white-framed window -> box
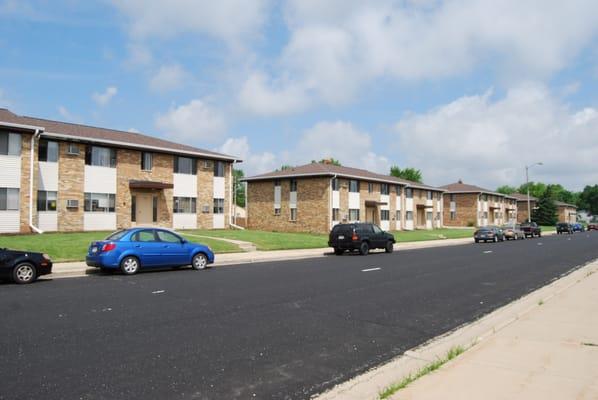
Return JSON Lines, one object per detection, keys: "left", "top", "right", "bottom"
{"left": 274, "top": 179, "right": 281, "bottom": 187}
{"left": 349, "top": 180, "right": 360, "bottom": 193}
{"left": 396, "top": 210, "right": 401, "bottom": 220}
{"left": 381, "top": 184, "right": 389, "bottom": 195}
{"left": 290, "top": 207, "right": 297, "bottom": 221}
{"left": 38, "top": 140, "right": 58, "bottom": 162}
{"left": 450, "top": 194, "right": 455, "bottom": 201}
{"left": 0, "top": 188, "right": 19, "bottom": 210}
{"left": 37, "top": 190, "right": 57, "bottom": 211}
{"left": 290, "top": 179, "right": 297, "bottom": 192}
{"left": 84, "top": 193, "right": 115, "bottom": 212}
{"left": 174, "top": 197, "right": 197, "bottom": 213}
{"left": 427, "top": 191, "right": 433, "bottom": 200}
{"left": 450, "top": 211, "right": 456, "bottom": 220}
{"left": 85, "top": 146, "right": 116, "bottom": 167}
{"left": 0, "top": 132, "right": 21, "bottom": 156}
{"left": 381, "top": 210, "right": 390, "bottom": 221}
{"left": 213, "top": 198, "right": 225, "bottom": 214}
{"left": 141, "top": 152, "right": 153, "bottom": 171}
{"left": 274, "top": 207, "right": 281, "bottom": 216}
{"left": 349, "top": 209, "right": 360, "bottom": 221}
{"left": 332, "top": 208, "right": 340, "bottom": 220}
{"left": 426, "top": 211, "right": 433, "bottom": 221}
{"left": 405, "top": 188, "right": 413, "bottom": 198}
{"left": 331, "top": 178, "right": 340, "bottom": 191}
{"left": 214, "top": 161, "right": 225, "bottom": 177}
{"left": 406, "top": 211, "right": 413, "bottom": 221}
{"left": 174, "top": 156, "right": 196, "bottom": 175}
{"left": 368, "top": 182, "right": 374, "bottom": 193}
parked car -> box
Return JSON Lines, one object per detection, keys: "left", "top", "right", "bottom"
{"left": 520, "top": 222, "right": 542, "bottom": 238}
{"left": 501, "top": 224, "right": 525, "bottom": 240}
{"left": 85, "top": 228, "right": 214, "bottom": 275}
{"left": 0, "top": 248, "right": 53, "bottom": 284}
{"left": 474, "top": 226, "right": 505, "bottom": 243}
{"left": 556, "top": 222, "right": 573, "bottom": 234}
{"left": 588, "top": 223, "right": 598, "bottom": 231}
{"left": 571, "top": 223, "right": 585, "bottom": 232}
{"left": 328, "top": 223, "right": 395, "bottom": 255}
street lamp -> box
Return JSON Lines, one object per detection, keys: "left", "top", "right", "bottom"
{"left": 525, "top": 162, "right": 543, "bottom": 223}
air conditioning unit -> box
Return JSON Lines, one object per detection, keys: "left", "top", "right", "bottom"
{"left": 202, "top": 160, "right": 212, "bottom": 169}
{"left": 66, "top": 199, "right": 79, "bottom": 209}
{"left": 67, "top": 143, "right": 80, "bottom": 155}
{"left": 202, "top": 205, "right": 210, "bottom": 213}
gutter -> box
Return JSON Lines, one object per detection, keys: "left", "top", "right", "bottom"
{"left": 329, "top": 174, "right": 337, "bottom": 229}
{"left": 229, "top": 160, "right": 244, "bottom": 230}
{"left": 29, "top": 128, "right": 44, "bottom": 234}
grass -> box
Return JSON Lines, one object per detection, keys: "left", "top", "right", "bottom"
{"left": 379, "top": 346, "right": 466, "bottom": 399}
{"left": 391, "top": 228, "right": 475, "bottom": 243}
{"left": 0, "top": 231, "right": 241, "bottom": 262}
{"left": 540, "top": 225, "right": 556, "bottom": 233}
{"left": 182, "top": 229, "right": 329, "bottom": 251}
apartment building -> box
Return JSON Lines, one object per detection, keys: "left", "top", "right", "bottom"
{"left": 511, "top": 192, "right": 537, "bottom": 223}
{"left": 556, "top": 201, "right": 577, "bottom": 223}
{"left": 0, "top": 108, "right": 240, "bottom": 234}
{"left": 243, "top": 162, "right": 445, "bottom": 234}
{"left": 441, "top": 180, "right": 517, "bottom": 227}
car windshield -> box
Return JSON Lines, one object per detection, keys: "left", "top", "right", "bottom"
{"left": 105, "top": 230, "right": 128, "bottom": 241}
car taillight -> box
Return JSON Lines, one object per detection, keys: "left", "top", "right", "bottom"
{"left": 352, "top": 233, "right": 359, "bottom": 241}
{"left": 102, "top": 243, "right": 116, "bottom": 252}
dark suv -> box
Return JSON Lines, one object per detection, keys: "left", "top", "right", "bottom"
{"left": 328, "top": 223, "right": 395, "bottom": 255}
{"left": 556, "top": 222, "right": 573, "bottom": 234}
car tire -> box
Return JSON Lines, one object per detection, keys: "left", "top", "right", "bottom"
{"left": 13, "top": 262, "right": 37, "bottom": 284}
{"left": 334, "top": 248, "right": 344, "bottom": 256}
{"left": 120, "top": 256, "right": 140, "bottom": 275}
{"left": 191, "top": 253, "right": 208, "bottom": 270}
{"left": 474, "top": 239, "right": 479, "bottom": 243}
{"left": 359, "top": 241, "right": 370, "bottom": 256}
{"left": 100, "top": 267, "right": 114, "bottom": 274}
{"left": 385, "top": 241, "right": 394, "bottom": 253}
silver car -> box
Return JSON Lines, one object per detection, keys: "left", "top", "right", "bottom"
{"left": 502, "top": 224, "right": 525, "bottom": 240}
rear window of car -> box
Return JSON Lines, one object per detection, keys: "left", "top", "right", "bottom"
{"left": 105, "top": 230, "right": 128, "bottom": 241}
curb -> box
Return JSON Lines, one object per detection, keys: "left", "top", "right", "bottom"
{"left": 313, "top": 257, "right": 598, "bottom": 400}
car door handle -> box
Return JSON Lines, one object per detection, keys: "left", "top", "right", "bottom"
{"left": 134, "top": 245, "right": 141, "bottom": 248}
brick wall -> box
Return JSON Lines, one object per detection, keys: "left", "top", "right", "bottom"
{"left": 197, "top": 158, "right": 214, "bottom": 228}
{"left": 443, "top": 193, "right": 479, "bottom": 227}
{"left": 517, "top": 200, "right": 536, "bottom": 223}
{"left": 57, "top": 142, "right": 85, "bottom": 231}
{"left": 18, "top": 133, "right": 35, "bottom": 233}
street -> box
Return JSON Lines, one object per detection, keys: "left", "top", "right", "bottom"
{"left": 1, "top": 233, "right": 597, "bottom": 400}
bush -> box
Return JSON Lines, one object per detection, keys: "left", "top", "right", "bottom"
{"left": 466, "top": 221, "right": 476, "bottom": 227}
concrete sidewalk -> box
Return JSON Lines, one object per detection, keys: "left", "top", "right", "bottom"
{"left": 317, "top": 258, "right": 598, "bottom": 400}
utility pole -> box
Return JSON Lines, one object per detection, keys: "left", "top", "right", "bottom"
{"left": 525, "top": 162, "right": 543, "bottom": 223}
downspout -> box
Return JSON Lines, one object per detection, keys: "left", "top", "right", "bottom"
{"left": 29, "top": 129, "right": 44, "bottom": 234}
{"left": 329, "top": 174, "right": 337, "bottom": 229}
{"left": 229, "top": 160, "right": 244, "bottom": 230}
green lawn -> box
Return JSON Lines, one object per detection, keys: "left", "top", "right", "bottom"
{"left": 182, "top": 229, "right": 329, "bottom": 251}
{"left": 0, "top": 231, "right": 240, "bottom": 262}
{"left": 390, "top": 228, "right": 475, "bottom": 243}
{"left": 540, "top": 225, "right": 556, "bottom": 233}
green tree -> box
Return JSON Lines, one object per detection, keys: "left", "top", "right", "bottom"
{"left": 579, "top": 185, "right": 598, "bottom": 215}
{"left": 311, "top": 158, "right": 342, "bottom": 166}
{"left": 496, "top": 185, "right": 517, "bottom": 195}
{"left": 389, "top": 166, "right": 423, "bottom": 183}
{"left": 278, "top": 164, "right": 293, "bottom": 171}
{"left": 517, "top": 182, "right": 547, "bottom": 198}
{"left": 532, "top": 186, "right": 558, "bottom": 225}
{"left": 233, "top": 169, "right": 246, "bottom": 207}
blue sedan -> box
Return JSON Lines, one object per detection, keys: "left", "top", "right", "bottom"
{"left": 85, "top": 228, "right": 214, "bottom": 275}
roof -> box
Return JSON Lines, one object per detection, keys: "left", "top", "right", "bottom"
{"left": 440, "top": 181, "right": 516, "bottom": 199}
{"left": 510, "top": 192, "right": 538, "bottom": 202}
{"left": 555, "top": 200, "right": 577, "bottom": 208}
{"left": 242, "top": 163, "right": 444, "bottom": 191}
{"left": 0, "top": 108, "right": 240, "bottom": 161}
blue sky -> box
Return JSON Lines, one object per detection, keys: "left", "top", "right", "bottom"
{"left": 1, "top": 0, "right": 598, "bottom": 190}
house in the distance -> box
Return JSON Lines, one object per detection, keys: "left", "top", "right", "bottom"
{"left": 555, "top": 201, "right": 577, "bottom": 223}
{"left": 511, "top": 193, "right": 538, "bottom": 223}
{"left": 243, "top": 162, "right": 445, "bottom": 234}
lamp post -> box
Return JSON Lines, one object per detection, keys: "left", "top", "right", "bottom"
{"left": 525, "top": 162, "right": 543, "bottom": 222}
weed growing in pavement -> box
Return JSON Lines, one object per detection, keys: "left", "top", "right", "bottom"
{"left": 379, "top": 346, "right": 465, "bottom": 399}
{"left": 538, "top": 300, "right": 544, "bottom": 306}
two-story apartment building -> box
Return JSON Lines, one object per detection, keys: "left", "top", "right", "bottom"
{"left": 556, "top": 201, "right": 577, "bottom": 223}
{"left": 243, "top": 162, "right": 445, "bottom": 234}
{"left": 441, "top": 180, "right": 517, "bottom": 227}
{"left": 511, "top": 192, "right": 537, "bottom": 223}
{"left": 0, "top": 108, "right": 240, "bottom": 234}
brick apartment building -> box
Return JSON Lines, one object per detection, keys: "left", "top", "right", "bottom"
{"left": 0, "top": 108, "right": 240, "bottom": 234}
{"left": 440, "top": 180, "right": 518, "bottom": 227}
{"left": 243, "top": 162, "right": 445, "bottom": 234}
{"left": 511, "top": 192, "right": 537, "bottom": 223}
{"left": 556, "top": 201, "right": 577, "bottom": 223}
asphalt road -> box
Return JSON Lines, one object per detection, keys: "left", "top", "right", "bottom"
{"left": 1, "top": 232, "right": 598, "bottom": 400}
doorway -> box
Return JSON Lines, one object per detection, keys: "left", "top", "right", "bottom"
{"left": 133, "top": 193, "right": 157, "bottom": 225}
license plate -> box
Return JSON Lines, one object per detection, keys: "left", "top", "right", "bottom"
{"left": 91, "top": 246, "right": 98, "bottom": 254}
{"left": 338, "top": 235, "right": 345, "bottom": 240}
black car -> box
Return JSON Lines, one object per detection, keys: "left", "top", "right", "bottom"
{"left": 0, "top": 248, "right": 53, "bottom": 284}
{"left": 474, "top": 226, "right": 505, "bottom": 243}
{"left": 328, "top": 223, "right": 395, "bottom": 255}
{"left": 556, "top": 222, "right": 573, "bottom": 234}
{"left": 520, "top": 222, "right": 542, "bottom": 238}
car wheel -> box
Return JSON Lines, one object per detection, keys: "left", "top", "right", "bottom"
{"left": 474, "top": 239, "right": 479, "bottom": 243}
{"left": 191, "top": 253, "right": 208, "bottom": 270}
{"left": 359, "top": 241, "right": 370, "bottom": 256}
{"left": 334, "top": 248, "right": 344, "bottom": 256}
{"left": 13, "top": 263, "right": 37, "bottom": 284}
{"left": 120, "top": 256, "right": 140, "bottom": 275}
{"left": 538, "top": 232, "right": 542, "bottom": 237}
{"left": 385, "top": 241, "right": 394, "bottom": 253}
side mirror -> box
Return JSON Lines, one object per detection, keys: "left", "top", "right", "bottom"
{"left": 181, "top": 238, "right": 188, "bottom": 244}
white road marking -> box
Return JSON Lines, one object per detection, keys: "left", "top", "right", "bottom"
{"left": 152, "top": 290, "right": 166, "bottom": 294}
{"left": 483, "top": 250, "right": 493, "bottom": 254}
{"left": 537, "top": 243, "right": 543, "bottom": 246}
{"left": 361, "top": 267, "right": 381, "bottom": 272}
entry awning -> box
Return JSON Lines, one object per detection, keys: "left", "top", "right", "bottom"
{"left": 365, "top": 200, "right": 387, "bottom": 207}
{"left": 129, "top": 180, "right": 174, "bottom": 190}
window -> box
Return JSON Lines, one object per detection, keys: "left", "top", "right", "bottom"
{"left": 274, "top": 207, "right": 281, "bottom": 216}
{"left": 174, "top": 156, "right": 197, "bottom": 175}
{"left": 84, "top": 193, "right": 116, "bottom": 212}
{"left": 290, "top": 207, "right": 297, "bottom": 221}
{"left": 37, "top": 191, "right": 57, "bottom": 211}
{"left": 290, "top": 179, "right": 297, "bottom": 192}
{"left": 482, "top": 194, "right": 488, "bottom": 201}
{"left": 156, "top": 230, "right": 182, "bottom": 243}
{"left": 483, "top": 211, "right": 488, "bottom": 219}
{"left": 426, "top": 211, "right": 433, "bottom": 221}
{"left": 396, "top": 210, "right": 401, "bottom": 221}
{"left": 349, "top": 209, "right": 360, "bottom": 221}
{"left": 405, "top": 188, "right": 413, "bottom": 198}
{"left": 38, "top": 140, "right": 58, "bottom": 162}
{"left": 349, "top": 180, "right": 360, "bottom": 193}
{"left": 213, "top": 198, "right": 225, "bottom": 214}
{"left": 0, "top": 132, "right": 21, "bottom": 156}
{"left": 427, "top": 191, "right": 433, "bottom": 200}
{"left": 174, "top": 197, "right": 196, "bottom": 213}
{"left": 133, "top": 230, "right": 157, "bottom": 242}
{"left": 381, "top": 210, "right": 390, "bottom": 221}
{"left": 152, "top": 196, "right": 158, "bottom": 222}
{"left": 274, "top": 179, "right": 281, "bottom": 187}
{"left": 0, "top": 188, "right": 19, "bottom": 210}
{"left": 450, "top": 194, "right": 455, "bottom": 202}
{"left": 395, "top": 185, "right": 401, "bottom": 195}
{"left": 131, "top": 195, "right": 136, "bottom": 222}
{"left": 406, "top": 211, "right": 413, "bottom": 221}
{"left": 141, "top": 152, "right": 153, "bottom": 171}
{"left": 332, "top": 208, "right": 340, "bottom": 221}
{"left": 450, "top": 211, "right": 456, "bottom": 220}
{"left": 85, "top": 146, "right": 116, "bottom": 167}
{"left": 331, "top": 178, "right": 339, "bottom": 191}
{"left": 214, "top": 161, "right": 225, "bottom": 177}
{"left": 372, "top": 224, "right": 383, "bottom": 234}
{"left": 381, "top": 184, "right": 389, "bottom": 195}
{"left": 368, "top": 182, "right": 374, "bottom": 193}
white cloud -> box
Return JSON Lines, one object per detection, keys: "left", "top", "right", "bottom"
{"left": 150, "top": 64, "right": 187, "bottom": 92}
{"left": 218, "top": 136, "right": 277, "bottom": 174}
{"left": 57, "top": 105, "right": 80, "bottom": 122}
{"left": 155, "top": 99, "right": 226, "bottom": 142}
{"left": 238, "top": 72, "right": 309, "bottom": 116}
{"left": 394, "top": 83, "right": 598, "bottom": 191}
{"left": 92, "top": 86, "right": 118, "bottom": 106}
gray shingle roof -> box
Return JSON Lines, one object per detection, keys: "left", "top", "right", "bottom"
{"left": 440, "top": 181, "right": 516, "bottom": 199}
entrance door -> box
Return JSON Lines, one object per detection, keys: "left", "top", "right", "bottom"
{"left": 365, "top": 207, "right": 377, "bottom": 224}
{"left": 135, "top": 194, "right": 155, "bottom": 225}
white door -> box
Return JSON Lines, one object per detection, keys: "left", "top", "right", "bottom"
{"left": 136, "top": 194, "right": 154, "bottom": 225}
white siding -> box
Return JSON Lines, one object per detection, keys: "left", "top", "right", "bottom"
{"left": 84, "top": 213, "right": 116, "bottom": 231}
{"left": 405, "top": 220, "right": 414, "bottom": 230}
{"left": 274, "top": 186, "right": 281, "bottom": 208}
{"left": 289, "top": 191, "right": 297, "bottom": 208}
{"left": 348, "top": 192, "right": 360, "bottom": 209}
{"left": 38, "top": 161, "right": 58, "bottom": 191}
{"left": 332, "top": 190, "right": 340, "bottom": 208}
{"left": 405, "top": 198, "right": 414, "bottom": 211}
{"left": 380, "top": 221, "right": 390, "bottom": 231}
{"left": 173, "top": 213, "right": 197, "bottom": 229}
{"left": 380, "top": 195, "right": 390, "bottom": 210}
{"left": 0, "top": 211, "right": 20, "bottom": 233}
{"left": 173, "top": 173, "right": 197, "bottom": 197}
{"left": 0, "top": 155, "right": 21, "bottom": 187}
{"left": 396, "top": 194, "right": 401, "bottom": 211}
{"left": 213, "top": 176, "right": 225, "bottom": 198}
{"left": 213, "top": 214, "right": 225, "bottom": 229}
{"left": 84, "top": 166, "right": 116, "bottom": 193}
{"left": 38, "top": 212, "right": 57, "bottom": 232}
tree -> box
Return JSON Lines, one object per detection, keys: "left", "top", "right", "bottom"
{"left": 496, "top": 185, "right": 517, "bottom": 195}
{"left": 232, "top": 169, "right": 246, "bottom": 207}
{"left": 311, "top": 158, "right": 342, "bottom": 166}
{"left": 517, "top": 182, "right": 547, "bottom": 198}
{"left": 532, "top": 186, "right": 558, "bottom": 225}
{"left": 389, "top": 166, "right": 423, "bottom": 183}
{"left": 278, "top": 165, "right": 293, "bottom": 171}
{"left": 579, "top": 185, "right": 598, "bottom": 215}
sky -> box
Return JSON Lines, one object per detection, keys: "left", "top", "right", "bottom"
{"left": 1, "top": 0, "right": 598, "bottom": 191}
